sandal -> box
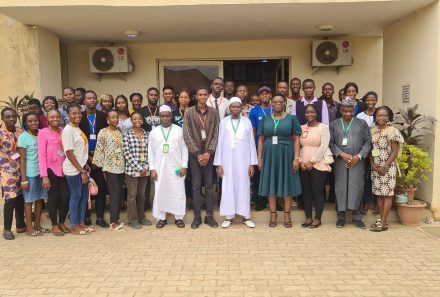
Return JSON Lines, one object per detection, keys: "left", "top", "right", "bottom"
{"left": 284, "top": 212, "right": 292, "bottom": 228}
{"left": 269, "top": 212, "right": 277, "bottom": 228}
{"left": 85, "top": 226, "right": 96, "bottom": 233}
{"left": 110, "top": 222, "right": 124, "bottom": 231}
{"left": 360, "top": 209, "right": 369, "bottom": 215}
{"left": 36, "top": 227, "right": 51, "bottom": 234}
{"left": 26, "top": 229, "right": 43, "bottom": 237}
{"left": 58, "top": 224, "right": 71, "bottom": 233}
{"left": 175, "top": 219, "right": 185, "bottom": 228}
{"left": 16, "top": 227, "right": 27, "bottom": 234}
{"left": 156, "top": 220, "right": 167, "bottom": 229}
{"left": 370, "top": 221, "right": 384, "bottom": 232}
{"left": 51, "top": 227, "right": 64, "bottom": 237}
{"left": 370, "top": 218, "right": 381, "bottom": 229}
{"left": 71, "top": 229, "right": 89, "bottom": 235}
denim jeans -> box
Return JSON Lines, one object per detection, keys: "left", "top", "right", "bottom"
{"left": 66, "top": 174, "right": 89, "bottom": 227}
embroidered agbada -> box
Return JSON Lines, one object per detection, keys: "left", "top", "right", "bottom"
{"left": 148, "top": 124, "right": 189, "bottom": 218}
{"left": 214, "top": 115, "right": 258, "bottom": 218}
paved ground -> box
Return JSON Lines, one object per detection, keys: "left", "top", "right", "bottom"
{"left": 0, "top": 209, "right": 439, "bottom": 297}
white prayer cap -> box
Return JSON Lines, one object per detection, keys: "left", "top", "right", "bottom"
{"left": 229, "top": 97, "right": 242, "bottom": 106}
{"left": 341, "top": 96, "right": 355, "bottom": 107}
{"left": 159, "top": 105, "right": 172, "bottom": 114}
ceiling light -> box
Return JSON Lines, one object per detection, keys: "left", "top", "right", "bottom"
{"left": 317, "top": 24, "right": 334, "bottom": 32}
{"left": 261, "top": 59, "right": 268, "bottom": 63}
{"left": 124, "top": 30, "right": 140, "bottom": 38}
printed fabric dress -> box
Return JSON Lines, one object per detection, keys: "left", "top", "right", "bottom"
{"left": 0, "top": 128, "right": 23, "bottom": 200}
{"left": 258, "top": 114, "right": 302, "bottom": 197}
{"left": 371, "top": 126, "right": 404, "bottom": 196}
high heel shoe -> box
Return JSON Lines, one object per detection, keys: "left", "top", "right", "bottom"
{"left": 284, "top": 212, "right": 292, "bottom": 228}
{"left": 269, "top": 212, "right": 277, "bottom": 228}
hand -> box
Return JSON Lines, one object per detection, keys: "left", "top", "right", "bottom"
{"left": 140, "top": 168, "right": 148, "bottom": 177}
{"left": 85, "top": 165, "right": 91, "bottom": 173}
{"left": 216, "top": 166, "right": 224, "bottom": 178}
{"left": 292, "top": 159, "right": 300, "bottom": 172}
{"left": 42, "top": 176, "right": 51, "bottom": 191}
{"left": 248, "top": 165, "right": 255, "bottom": 178}
{"left": 258, "top": 159, "right": 262, "bottom": 171}
{"left": 340, "top": 152, "right": 353, "bottom": 163}
{"left": 22, "top": 183, "right": 30, "bottom": 192}
{"left": 198, "top": 153, "right": 210, "bottom": 167}
{"left": 150, "top": 170, "right": 158, "bottom": 181}
{"left": 81, "top": 172, "right": 88, "bottom": 184}
{"left": 179, "top": 168, "right": 187, "bottom": 177}
{"left": 347, "top": 156, "right": 360, "bottom": 169}
{"left": 300, "top": 162, "right": 307, "bottom": 171}
{"left": 305, "top": 161, "right": 314, "bottom": 171}
{"left": 378, "top": 166, "right": 387, "bottom": 175}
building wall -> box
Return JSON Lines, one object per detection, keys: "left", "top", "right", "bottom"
{"left": 383, "top": 1, "right": 440, "bottom": 217}
{"left": 0, "top": 14, "right": 39, "bottom": 101}
{"left": 65, "top": 36, "right": 383, "bottom": 102}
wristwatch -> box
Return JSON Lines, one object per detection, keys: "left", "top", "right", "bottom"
{"left": 357, "top": 154, "right": 362, "bottom": 160}
{"left": 80, "top": 169, "right": 87, "bottom": 174}
{"left": 21, "top": 181, "right": 29, "bottom": 185}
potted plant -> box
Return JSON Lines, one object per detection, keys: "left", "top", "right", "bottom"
{"left": 393, "top": 105, "right": 435, "bottom": 226}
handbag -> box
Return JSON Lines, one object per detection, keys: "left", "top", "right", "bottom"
{"left": 319, "top": 124, "right": 334, "bottom": 165}
{"left": 88, "top": 177, "right": 99, "bottom": 210}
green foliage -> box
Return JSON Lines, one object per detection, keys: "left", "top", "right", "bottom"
{"left": 394, "top": 104, "right": 436, "bottom": 147}
{"left": 0, "top": 93, "right": 35, "bottom": 120}
{"left": 396, "top": 144, "right": 432, "bottom": 190}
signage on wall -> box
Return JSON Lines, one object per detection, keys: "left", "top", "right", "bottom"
{"left": 402, "top": 84, "right": 410, "bottom": 103}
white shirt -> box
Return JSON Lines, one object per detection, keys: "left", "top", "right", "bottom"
{"left": 62, "top": 124, "right": 89, "bottom": 176}
{"left": 356, "top": 111, "right": 375, "bottom": 128}
{"left": 207, "top": 94, "right": 230, "bottom": 121}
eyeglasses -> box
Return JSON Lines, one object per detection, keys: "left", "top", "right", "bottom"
{"left": 272, "top": 101, "right": 284, "bottom": 105}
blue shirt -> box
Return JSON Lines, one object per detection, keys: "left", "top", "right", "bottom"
{"left": 87, "top": 114, "right": 97, "bottom": 151}
{"left": 17, "top": 131, "right": 40, "bottom": 177}
{"left": 249, "top": 106, "right": 272, "bottom": 148}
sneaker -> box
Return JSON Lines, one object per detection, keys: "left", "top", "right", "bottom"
{"left": 353, "top": 220, "right": 366, "bottom": 229}
{"left": 139, "top": 218, "right": 152, "bottom": 226}
{"left": 336, "top": 219, "right": 345, "bottom": 228}
{"left": 243, "top": 219, "right": 256, "bottom": 228}
{"left": 127, "top": 222, "right": 142, "bottom": 229}
{"left": 221, "top": 220, "right": 232, "bottom": 228}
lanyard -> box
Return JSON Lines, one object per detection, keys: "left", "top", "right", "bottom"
{"left": 341, "top": 118, "right": 354, "bottom": 136}
{"left": 147, "top": 106, "right": 158, "bottom": 116}
{"left": 87, "top": 114, "right": 96, "bottom": 135}
{"left": 261, "top": 106, "right": 272, "bottom": 117}
{"left": 198, "top": 112, "right": 207, "bottom": 129}
{"left": 135, "top": 131, "right": 145, "bottom": 154}
{"left": 230, "top": 117, "right": 240, "bottom": 137}
{"left": 109, "top": 128, "right": 122, "bottom": 145}
{"left": 160, "top": 125, "right": 172, "bottom": 144}
{"left": 49, "top": 127, "right": 63, "bottom": 148}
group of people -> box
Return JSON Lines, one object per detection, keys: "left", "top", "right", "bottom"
{"left": 1, "top": 77, "right": 403, "bottom": 240}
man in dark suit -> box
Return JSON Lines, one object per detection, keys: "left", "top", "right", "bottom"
{"left": 79, "top": 90, "right": 109, "bottom": 228}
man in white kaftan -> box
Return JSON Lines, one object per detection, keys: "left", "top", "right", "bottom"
{"left": 149, "top": 105, "right": 189, "bottom": 228}
{"left": 214, "top": 97, "right": 258, "bottom": 228}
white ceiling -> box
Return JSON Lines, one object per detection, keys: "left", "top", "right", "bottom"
{"left": 0, "top": 0, "right": 435, "bottom": 44}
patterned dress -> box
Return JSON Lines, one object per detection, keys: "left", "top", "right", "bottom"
{"left": 0, "top": 128, "right": 23, "bottom": 200}
{"left": 371, "top": 126, "right": 404, "bottom": 196}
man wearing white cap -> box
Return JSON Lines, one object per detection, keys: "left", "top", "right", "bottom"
{"left": 148, "top": 105, "right": 189, "bottom": 228}
{"left": 214, "top": 97, "right": 258, "bottom": 228}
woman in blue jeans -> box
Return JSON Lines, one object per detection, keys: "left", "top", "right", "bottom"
{"left": 61, "top": 103, "right": 91, "bottom": 235}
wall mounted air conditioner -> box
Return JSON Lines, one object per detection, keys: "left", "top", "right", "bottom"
{"left": 312, "top": 40, "right": 352, "bottom": 67}
{"left": 89, "top": 47, "right": 133, "bottom": 73}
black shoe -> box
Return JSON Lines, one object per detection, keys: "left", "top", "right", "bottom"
{"left": 3, "top": 230, "right": 14, "bottom": 240}
{"left": 353, "top": 220, "right": 366, "bottom": 229}
{"left": 139, "top": 218, "right": 152, "bottom": 226}
{"left": 336, "top": 219, "right": 345, "bottom": 228}
{"left": 204, "top": 216, "right": 218, "bottom": 228}
{"left": 191, "top": 216, "right": 202, "bottom": 229}
{"left": 254, "top": 204, "right": 266, "bottom": 211}
{"left": 301, "top": 221, "right": 312, "bottom": 228}
{"left": 96, "top": 218, "right": 109, "bottom": 228}
{"left": 309, "top": 222, "right": 321, "bottom": 229}
{"left": 84, "top": 218, "right": 92, "bottom": 226}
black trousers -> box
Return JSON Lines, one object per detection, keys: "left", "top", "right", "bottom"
{"left": 86, "top": 167, "right": 107, "bottom": 220}
{"left": 300, "top": 169, "right": 328, "bottom": 220}
{"left": 189, "top": 154, "right": 214, "bottom": 216}
{"left": 106, "top": 172, "right": 124, "bottom": 223}
{"left": 362, "top": 158, "right": 373, "bottom": 206}
{"left": 144, "top": 177, "right": 151, "bottom": 211}
{"left": 47, "top": 169, "right": 70, "bottom": 225}
{"left": 3, "top": 195, "right": 26, "bottom": 231}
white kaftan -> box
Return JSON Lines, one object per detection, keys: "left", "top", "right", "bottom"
{"left": 148, "top": 124, "right": 189, "bottom": 219}
{"left": 214, "top": 115, "right": 258, "bottom": 218}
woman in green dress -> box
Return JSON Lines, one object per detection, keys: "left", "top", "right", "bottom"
{"left": 257, "top": 93, "right": 302, "bottom": 228}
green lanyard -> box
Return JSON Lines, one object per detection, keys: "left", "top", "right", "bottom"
{"left": 273, "top": 115, "right": 282, "bottom": 133}
{"left": 230, "top": 117, "right": 241, "bottom": 137}
{"left": 160, "top": 125, "right": 172, "bottom": 143}
{"left": 340, "top": 118, "right": 354, "bottom": 136}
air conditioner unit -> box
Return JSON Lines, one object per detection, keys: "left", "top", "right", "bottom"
{"left": 312, "top": 40, "right": 352, "bottom": 67}
{"left": 89, "top": 47, "right": 133, "bottom": 73}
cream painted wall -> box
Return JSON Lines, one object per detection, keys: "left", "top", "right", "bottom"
{"left": 36, "top": 27, "right": 62, "bottom": 98}
{"left": 0, "top": 14, "right": 39, "bottom": 101}
{"left": 65, "top": 36, "right": 383, "bottom": 102}
{"left": 383, "top": 1, "right": 439, "bottom": 216}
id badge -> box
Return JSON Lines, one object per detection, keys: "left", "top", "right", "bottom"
{"left": 57, "top": 149, "right": 65, "bottom": 157}
{"left": 90, "top": 134, "right": 97, "bottom": 140}
{"left": 372, "top": 149, "right": 380, "bottom": 157}
{"left": 272, "top": 136, "right": 278, "bottom": 145}
{"left": 140, "top": 153, "right": 145, "bottom": 162}
{"left": 163, "top": 144, "right": 169, "bottom": 153}
{"left": 233, "top": 137, "right": 237, "bottom": 144}
{"left": 302, "top": 131, "right": 308, "bottom": 138}
{"left": 11, "top": 153, "right": 20, "bottom": 160}
{"left": 342, "top": 137, "right": 348, "bottom": 146}
{"left": 201, "top": 129, "right": 207, "bottom": 140}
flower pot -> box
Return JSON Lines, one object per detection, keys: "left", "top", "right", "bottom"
{"left": 405, "top": 188, "right": 417, "bottom": 203}
{"left": 396, "top": 200, "right": 427, "bottom": 226}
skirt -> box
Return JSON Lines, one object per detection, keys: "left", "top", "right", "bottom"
{"left": 23, "top": 176, "right": 48, "bottom": 203}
